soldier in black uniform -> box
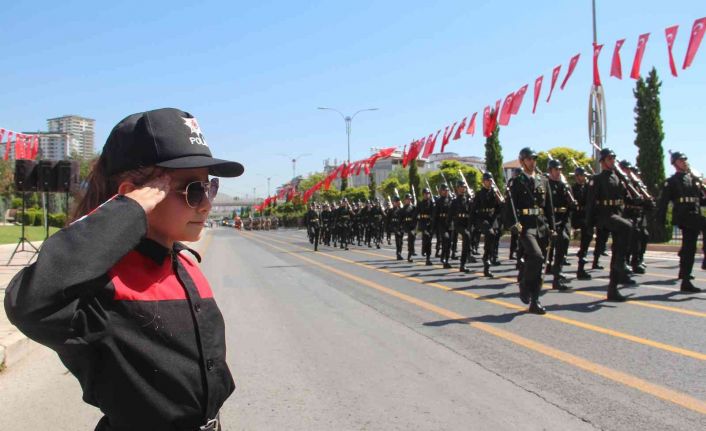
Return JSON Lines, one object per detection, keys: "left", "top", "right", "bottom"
{"left": 321, "top": 203, "right": 333, "bottom": 246}
{"left": 656, "top": 152, "right": 705, "bottom": 292}
{"left": 433, "top": 184, "right": 453, "bottom": 268}
{"left": 305, "top": 202, "right": 321, "bottom": 251}
{"left": 508, "top": 168, "right": 522, "bottom": 261}
{"left": 417, "top": 188, "right": 435, "bottom": 265}
{"left": 450, "top": 181, "right": 474, "bottom": 273}
{"left": 571, "top": 167, "right": 593, "bottom": 280}
{"left": 620, "top": 160, "right": 651, "bottom": 274}
{"left": 400, "top": 193, "right": 418, "bottom": 262}
{"left": 585, "top": 148, "right": 635, "bottom": 302}
{"left": 387, "top": 196, "right": 403, "bottom": 260}
{"left": 336, "top": 198, "right": 353, "bottom": 250}
{"left": 473, "top": 173, "right": 503, "bottom": 277}
{"left": 546, "top": 160, "right": 572, "bottom": 291}
{"left": 505, "top": 147, "right": 553, "bottom": 314}
{"left": 370, "top": 199, "right": 384, "bottom": 248}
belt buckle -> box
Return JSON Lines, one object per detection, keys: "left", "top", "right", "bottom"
{"left": 200, "top": 418, "right": 219, "bottom": 431}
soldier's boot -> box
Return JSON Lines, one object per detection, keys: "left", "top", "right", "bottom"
{"left": 591, "top": 256, "right": 603, "bottom": 270}
{"left": 552, "top": 276, "right": 569, "bottom": 291}
{"left": 509, "top": 251, "right": 516, "bottom": 260}
{"left": 459, "top": 264, "right": 470, "bottom": 273}
{"left": 562, "top": 258, "right": 569, "bottom": 266}
{"left": 544, "top": 264, "right": 552, "bottom": 275}
{"left": 443, "top": 258, "right": 452, "bottom": 269}
{"left": 425, "top": 256, "right": 432, "bottom": 266}
{"left": 681, "top": 279, "right": 701, "bottom": 293}
{"left": 468, "top": 254, "right": 477, "bottom": 264}
{"left": 576, "top": 260, "right": 592, "bottom": 280}
{"left": 451, "top": 252, "right": 458, "bottom": 260}
{"left": 407, "top": 253, "right": 413, "bottom": 263}
{"left": 528, "top": 299, "right": 546, "bottom": 315}
{"left": 607, "top": 281, "right": 627, "bottom": 302}
{"left": 396, "top": 253, "right": 404, "bottom": 261}
{"left": 631, "top": 258, "right": 645, "bottom": 274}
{"left": 618, "top": 271, "right": 636, "bottom": 285}
{"left": 483, "top": 260, "right": 493, "bottom": 278}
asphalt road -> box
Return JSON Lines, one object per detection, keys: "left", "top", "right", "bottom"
{"left": 1, "top": 226, "right": 705, "bottom": 430}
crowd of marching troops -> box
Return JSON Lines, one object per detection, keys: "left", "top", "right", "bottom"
{"left": 303, "top": 147, "right": 706, "bottom": 315}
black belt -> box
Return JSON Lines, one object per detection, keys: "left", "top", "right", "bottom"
{"left": 520, "top": 208, "right": 543, "bottom": 216}
{"left": 456, "top": 213, "right": 469, "bottom": 218}
{"left": 599, "top": 199, "right": 623, "bottom": 206}
{"left": 404, "top": 217, "right": 414, "bottom": 222}
{"left": 439, "top": 213, "right": 447, "bottom": 218}
{"left": 555, "top": 207, "right": 568, "bottom": 213}
{"left": 420, "top": 214, "right": 430, "bottom": 219}
{"left": 479, "top": 208, "right": 495, "bottom": 213}
{"left": 678, "top": 197, "right": 699, "bottom": 203}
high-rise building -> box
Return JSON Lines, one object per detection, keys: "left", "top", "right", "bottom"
{"left": 46, "top": 115, "right": 95, "bottom": 159}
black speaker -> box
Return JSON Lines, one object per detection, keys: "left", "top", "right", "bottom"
{"left": 56, "top": 160, "right": 80, "bottom": 193}
{"left": 37, "top": 160, "right": 58, "bottom": 192}
{"left": 14, "top": 160, "right": 38, "bottom": 192}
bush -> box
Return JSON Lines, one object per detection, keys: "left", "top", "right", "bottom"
{"left": 11, "top": 198, "right": 23, "bottom": 209}
{"left": 31, "top": 210, "right": 43, "bottom": 226}
{"left": 20, "top": 211, "right": 35, "bottom": 226}
{"left": 48, "top": 213, "right": 67, "bottom": 228}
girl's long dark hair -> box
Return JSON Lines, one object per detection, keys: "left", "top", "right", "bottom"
{"left": 70, "top": 154, "right": 162, "bottom": 223}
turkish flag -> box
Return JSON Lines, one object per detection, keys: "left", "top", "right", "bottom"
{"left": 546, "top": 65, "right": 561, "bottom": 102}
{"left": 423, "top": 130, "right": 441, "bottom": 158}
{"left": 630, "top": 33, "right": 650, "bottom": 79}
{"left": 355, "top": 161, "right": 363, "bottom": 176}
{"left": 664, "top": 25, "right": 679, "bottom": 77}
{"left": 25, "top": 136, "right": 34, "bottom": 159}
{"left": 453, "top": 117, "right": 467, "bottom": 140}
{"left": 363, "top": 162, "right": 370, "bottom": 175}
{"left": 511, "top": 84, "right": 528, "bottom": 115}
{"left": 683, "top": 17, "right": 706, "bottom": 70}
{"left": 487, "top": 109, "right": 498, "bottom": 136}
{"left": 592, "top": 43, "right": 604, "bottom": 86}
{"left": 532, "top": 76, "right": 543, "bottom": 114}
{"left": 498, "top": 92, "right": 515, "bottom": 126}
{"left": 15, "top": 134, "right": 24, "bottom": 160}
{"left": 560, "top": 53, "right": 580, "bottom": 90}
{"left": 610, "top": 39, "right": 625, "bottom": 79}
{"left": 482, "top": 106, "right": 491, "bottom": 137}
{"left": 440, "top": 122, "right": 457, "bottom": 153}
{"left": 466, "top": 113, "right": 477, "bottom": 135}
{"left": 401, "top": 145, "right": 409, "bottom": 168}
{"left": 32, "top": 135, "right": 39, "bottom": 159}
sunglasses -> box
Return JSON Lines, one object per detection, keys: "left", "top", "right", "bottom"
{"left": 175, "top": 178, "right": 219, "bottom": 208}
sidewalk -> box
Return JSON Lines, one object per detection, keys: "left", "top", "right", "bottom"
{"left": 0, "top": 230, "right": 212, "bottom": 372}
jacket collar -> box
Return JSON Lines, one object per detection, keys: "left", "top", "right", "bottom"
{"left": 136, "top": 238, "right": 202, "bottom": 265}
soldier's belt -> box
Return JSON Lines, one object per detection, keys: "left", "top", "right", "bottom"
{"left": 480, "top": 208, "right": 495, "bottom": 213}
{"left": 310, "top": 218, "right": 319, "bottom": 222}
{"left": 555, "top": 207, "right": 568, "bottom": 213}
{"left": 404, "top": 217, "right": 414, "bottom": 222}
{"left": 520, "top": 208, "right": 543, "bottom": 216}
{"left": 439, "top": 213, "right": 448, "bottom": 218}
{"left": 456, "top": 213, "right": 469, "bottom": 218}
{"left": 599, "top": 199, "right": 623, "bottom": 206}
{"left": 678, "top": 197, "right": 699, "bottom": 203}
{"left": 419, "top": 214, "right": 431, "bottom": 219}
{"left": 625, "top": 205, "right": 643, "bottom": 210}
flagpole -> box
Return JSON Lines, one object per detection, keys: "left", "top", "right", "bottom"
{"left": 589, "top": 0, "right": 606, "bottom": 172}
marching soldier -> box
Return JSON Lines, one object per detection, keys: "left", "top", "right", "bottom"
{"left": 321, "top": 203, "right": 333, "bottom": 246}
{"left": 546, "top": 159, "right": 572, "bottom": 291}
{"left": 508, "top": 168, "right": 522, "bottom": 261}
{"left": 656, "top": 152, "right": 705, "bottom": 292}
{"left": 473, "top": 173, "right": 503, "bottom": 277}
{"left": 418, "top": 188, "right": 435, "bottom": 265}
{"left": 620, "top": 160, "right": 651, "bottom": 274}
{"left": 433, "top": 184, "right": 454, "bottom": 268}
{"left": 387, "top": 196, "right": 404, "bottom": 260}
{"left": 450, "top": 181, "right": 474, "bottom": 273}
{"left": 505, "top": 147, "right": 554, "bottom": 314}
{"left": 585, "top": 148, "right": 635, "bottom": 302}
{"left": 571, "top": 167, "right": 593, "bottom": 280}
{"left": 336, "top": 198, "right": 353, "bottom": 250}
{"left": 400, "top": 193, "right": 418, "bottom": 262}
{"left": 304, "top": 202, "right": 321, "bottom": 251}
{"left": 370, "top": 199, "right": 385, "bottom": 248}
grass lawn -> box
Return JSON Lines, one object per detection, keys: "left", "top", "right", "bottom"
{"left": 0, "top": 225, "right": 61, "bottom": 245}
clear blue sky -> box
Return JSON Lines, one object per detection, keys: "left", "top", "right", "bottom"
{"left": 1, "top": 1, "right": 704, "bottom": 198}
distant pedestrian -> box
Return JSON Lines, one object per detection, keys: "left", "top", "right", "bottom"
{"left": 4, "top": 108, "right": 242, "bottom": 430}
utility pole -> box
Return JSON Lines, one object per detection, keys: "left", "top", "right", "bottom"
{"left": 588, "top": 0, "right": 606, "bottom": 172}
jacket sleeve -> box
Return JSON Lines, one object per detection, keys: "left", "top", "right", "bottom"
{"left": 656, "top": 180, "right": 672, "bottom": 225}
{"left": 584, "top": 177, "right": 598, "bottom": 227}
{"left": 4, "top": 195, "right": 147, "bottom": 348}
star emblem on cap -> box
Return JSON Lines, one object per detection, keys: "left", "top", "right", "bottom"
{"left": 183, "top": 117, "right": 202, "bottom": 135}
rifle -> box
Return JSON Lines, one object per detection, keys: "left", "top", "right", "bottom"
{"left": 488, "top": 176, "right": 505, "bottom": 203}
{"left": 505, "top": 182, "right": 522, "bottom": 234}
{"left": 387, "top": 195, "right": 393, "bottom": 209}
{"left": 440, "top": 172, "right": 456, "bottom": 198}
{"left": 571, "top": 156, "right": 594, "bottom": 176}
{"left": 425, "top": 178, "right": 434, "bottom": 198}
{"left": 410, "top": 184, "right": 417, "bottom": 206}
{"left": 458, "top": 169, "right": 474, "bottom": 199}
{"left": 394, "top": 187, "right": 400, "bottom": 199}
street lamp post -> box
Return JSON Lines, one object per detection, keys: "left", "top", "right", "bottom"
{"left": 278, "top": 153, "right": 311, "bottom": 180}
{"left": 317, "top": 107, "right": 378, "bottom": 163}
{"left": 588, "top": 0, "right": 606, "bottom": 172}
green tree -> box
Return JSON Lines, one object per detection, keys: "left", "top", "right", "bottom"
{"left": 634, "top": 67, "right": 667, "bottom": 241}
{"left": 340, "top": 176, "right": 348, "bottom": 191}
{"left": 388, "top": 165, "right": 409, "bottom": 184}
{"left": 0, "top": 159, "right": 15, "bottom": 199}
{"left": 320, "top": 188, "right": 342, "bottom": 203}
{"left": 368, "top": 172, "right": 376, "bottom": 199}
{"left": 484, "top": 124, "right": 504, "bottom": 190}
{"left": 342, "top": 186, "right": 369, "bottom": 203}
{"left": 425, "top": 160, "right": 481, "bottom": 193}
{"left": 379, "top": 177, "right": 409, "bottom": 199}
{"left": 408, "top": 159, "right": 420, "bottom": 201}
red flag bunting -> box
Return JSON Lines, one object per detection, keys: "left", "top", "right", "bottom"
{"left": 630, "top": 33, "right": 650, "bottom": 79}
{"left": 665, "top": 25, "right": 679, "bottom": 77}
{"left": 510, "top": 85, "right": 528, "bottom": 115}
{"left": 683, "top": 17, "right": 706, "bottom": 70}
{"left": 592, "top": 43, "right": 604, "bottom": 86}
{"left": 532, "top": 76, "right": 543, "bottom": 114}
{"left": 466, "top": 113, "right": 477, "bottom": 135}
{"left": 363, "top": 162, "right": 370, "bottom": 175}
{"left": 440, "top": 122, "right": 457, "bottom": 153}
{"left": 421, "top": 133, "right": 435, "bottom": 159}
{"left": 453, "top": 117, "right": 467, "bottom": 140}
{"left": 546, "top": 66, "right": 561, "bottom": 102}
{"left": 401, "top": 145, "right": 409, "bottom": 168}
{"left": 487, "top": 109, "right": 498, "bottom": 136}
{"left": 498, "top": 92, "right": 515, "bottom": 126}
{"left": 482, "top": 106, "right": 491, "bottom": 137}
{"left": 560, "top": 53, "right": 580, "bottom": 90}
{"left": 25, "top": 135, "right": 33, "bottom": 159}
{"left": 32, "top": 135, "right": 39, "bottom": 159}
{"left": 610, "top": 39, "right": 625, "bottom": 79}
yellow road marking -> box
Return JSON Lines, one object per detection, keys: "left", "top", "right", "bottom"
{"left": 257, "top": 231, "right": 706, "bottom": 361}
{"left": 241, "top": 231, "right": 706, "bottom": 416}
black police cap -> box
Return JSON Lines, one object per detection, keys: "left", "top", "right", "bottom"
{"left": 404, "top": 193, "right": 412, "bottom": 199}
{"left": 519, "top": 147, "right": 537, "bottom": 160}
{"left": 574, "top": 167, "right": 586, "bottom": 175}
{"left": 619, "top": 159, "right": 632, "bottom": 169}
{"left": 670, "top": 151, "right": 687, "bottom": 164}
{"left": 422, "top": 187, "right": 431, "bottom": 194}
{"left": 439, "top": 183, "right": 449, "bottom": 191}
{"left": 392, "top": 196, "right": 401, "bottom": 202}
{"left": 599, "top": 147, "right": 616, "bottom": 161}
{"left": 482, "top": 172, "right": 493, "bottom": 180}
{"left": 548, "top": 159, "right": 562, "bottom": 170}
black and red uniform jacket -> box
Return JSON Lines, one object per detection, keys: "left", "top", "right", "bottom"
{"left": 4, "top": 195, "right": 235, "bottom": 430}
